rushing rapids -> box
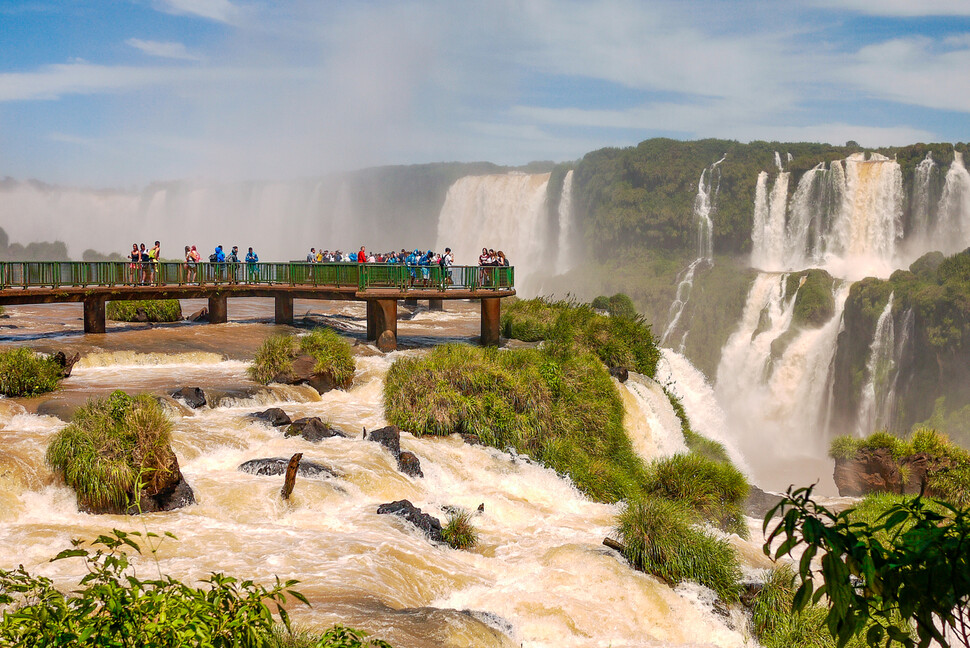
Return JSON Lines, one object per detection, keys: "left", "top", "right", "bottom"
{"left": 0, "top": 300, "right": 768, "bottom": 648}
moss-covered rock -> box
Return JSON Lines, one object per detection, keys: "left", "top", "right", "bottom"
{"left": 786, "top": 269, "right": 835, "bottom": 328}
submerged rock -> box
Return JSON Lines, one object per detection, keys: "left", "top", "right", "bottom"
{"left": 397, "top": 451, "right": 423, "bottom": 478}
{"left": 284, "top": 417, "right": 348, "bottom": 442}
{"left": 125, "top": 450, "right": 195, "bottom": 514}
{"left": 365, "top": 425, "right": 401, "bottom": 457}
{"left": 377, "top": 499, "right": 443, "bottom": 542}
{"left": 238, "top": 457, "right": 336, "bottom": 478}
{"left": 172, "top": 387, "right": 207, "bottom": 409}
{"left": 250, "top": 407, "right": 291, "bottom": 427}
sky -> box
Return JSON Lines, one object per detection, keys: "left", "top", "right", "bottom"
{"left": 0, "top": 0, "right": 969, "bottom": 187}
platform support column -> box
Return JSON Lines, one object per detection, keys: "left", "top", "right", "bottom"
{"left": 481, "top": 298, "right": 501, "bottom": 347}
{"left": 404, "top": 298, "right": 418, "bottom": 307}
{"left": 275, "top": 295, "right": 293, "bottom": 325}
{"left": 83, "top": 296, "right": 106, "bottom": 334}
{"left": 366, "top": 299, "right": 398, "bottom": 351}
{"left": 428, "top": 298, "right": 443, "bottom": 311}
{"left": 208, "top": 294, "right": 228, "bottom": 324}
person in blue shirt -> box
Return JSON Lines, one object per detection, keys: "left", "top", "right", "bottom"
{"left": 245, "top": 247, "right": 259, "bottom": 282}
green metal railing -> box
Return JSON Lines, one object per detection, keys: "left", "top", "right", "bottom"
{"left": 0, "top": 261, "right": 514, "bottom": 293}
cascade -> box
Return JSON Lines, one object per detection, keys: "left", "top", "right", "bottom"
{"left": 621, "top": 376, "right": 688, "bottom": 460}
{"left": 660, "top": 156, "right": 724, "bottom": 348}
{"left": 435, "top": 173, "right": 551, "bottom": 292}
{"left": 910, "top": 152, "right": 938, "bottom": 243}
{"left": 714, "top": 274, "right": 849, "bottom": 490}
{"left": 750, "top": 172, "right": 770, "bottom": 267}
{"left": 936, "top": 151, "right": 970, "bottom": 254}
{"left": 774, "top": 152, "right": 784, "bottom": 171}
{"left": 554, "top": 170, "right": 576, "bottom": 275}
{"left": 751, "top": 171, "right": 791, "bottom": 270}
{"left": 855, "top": 293, "right": 895, "bottom": 436}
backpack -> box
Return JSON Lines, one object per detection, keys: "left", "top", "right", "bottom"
{"left": 209, "top": 253, "right": 218, "bottom": 263}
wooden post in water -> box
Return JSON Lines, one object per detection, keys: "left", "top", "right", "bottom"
{"left": 281, "top": 452, "right": 303, "bottom": 500}
{"left": 208, "top": 294, "right": 228, "bottom": 324}
{"left": 83, "top": 296, "right": 106, "bottom": 333}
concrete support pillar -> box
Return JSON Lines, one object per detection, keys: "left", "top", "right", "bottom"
{"left": 366, "top": 299, "right": 398, "bottom": 351}
{"left": 208, "top": 294, "right": 228, "bottom": 324}
{"left": 428, "top": 298, "right": 443, "bottom": 311}
{"left": 275, "top": 295, "right": 294, "bottom": 325}
{"left": 404, "top": 298, "right": 418, "bottom": 307}
{"left": 83, "top": 296, "right": 106, "bottom": 334}
{"left": 481, "top": 298, "right": 501, "bottom": 347}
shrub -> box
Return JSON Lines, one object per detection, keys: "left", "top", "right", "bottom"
{"left": 643, "top": 452, "right": 749, "bottom": 536}
{"left": 249, "top": 328, "right": 355, "bottom": 388}
{"left": 46, "top": 391, "right": 174, "bottom": 512}
{"left": 441, "top": 510, "right": 478, "bottom": 550}
{"left": 106, "top": 299, "right": 183, "bottom": 322}
{"left": 0, "top": 347, "right": 62, "bottom": 397}
{"left": 615, "top": 496, "right": 742, "bottom": 603}
{"left": 0, "top": 530, "right": 392, "bottom": 648}
{"left": 828, "top": 435, "right": 860, "bottom": 461}
{"left": 384, "top": 343, "right": 649, "bottom": 503}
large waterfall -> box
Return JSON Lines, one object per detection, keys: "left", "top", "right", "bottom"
{"left": 855, "top": 293, "right": 896, "bottom": 436}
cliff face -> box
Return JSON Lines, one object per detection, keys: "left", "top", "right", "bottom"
{"left": 832, "top": 251, "right": 970, "bottom": 440}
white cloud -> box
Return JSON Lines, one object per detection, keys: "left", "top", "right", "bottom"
{"left": 813, "top": 0, "right": 970, "bottom": 16}
{"left": 152, "top": 0, "right": 240, "bottom": 24}
{"left": 126, "top": 38, "right": 202, "bottom": 61}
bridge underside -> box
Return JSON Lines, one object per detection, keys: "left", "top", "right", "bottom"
{"left": 0, "top": 285, "right": 512, "bottom": 350}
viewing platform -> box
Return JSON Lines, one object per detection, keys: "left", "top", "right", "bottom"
{"left": 0, "top": 261, "right": 515, "bottom": 350}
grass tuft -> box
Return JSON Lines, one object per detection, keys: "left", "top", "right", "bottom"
{"left": 441, "top": 510, "right": 478, "bottom": 550}
{"left": 0, "top": 347, "right": 62, "bottom": 397}
{"left": 248, "top": 328, "right": 355, "bottom": 387}
{"left": 106, "top": 300, "right": 182, "bottom": 322}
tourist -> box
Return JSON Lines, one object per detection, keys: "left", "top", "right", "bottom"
{"left": 307, "top": 248, "right": 316, "bottom": 263}
{"left": 139, "top": 243, "right": 150, "bottom": 285}
{"left": 147, "top": 240, "right": 161, "bottom": 284}
{"left": 442, "top": 247, "right": 454, "bottom": 285}
{"left": 245, "top": 247, "right": 259, "bottom": 282}
{"left": 185, "top": 245, "right": 197, "bottom": 282}
{"left": 129, "top": 244, "right": 140, "bottom": 284}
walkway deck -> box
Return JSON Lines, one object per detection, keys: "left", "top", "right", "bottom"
{"left": 0, "top": 262, "right": 515, "bottom": 349}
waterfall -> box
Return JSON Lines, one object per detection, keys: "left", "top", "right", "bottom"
{"left": 910, "top": 153, "right": 938, "bottom": 242}
{"left": 774, "top": 152, "right": 784, "bottom": 171}
{"left": 855, "top": 293, "right": 895, "bottom": 436}
{"left": 751, "top": 171, "right": 791, "bottom": 270}
{"left": 714, "top": 274, "right": 849, "bottom": 490}
{"left": 435, "top": 173, "right": 551, "bottom": 292}
{"left": 660, "top": 157, "right": 725, "bottom": 348}
{"left": 750, "top": 172, "right": 770, "bottom": 268}
{"left": 554, "top": 170, "right": 576, "bottom": 275}
{"left": 936, "top": 151, "right": 970, "bottom": 254}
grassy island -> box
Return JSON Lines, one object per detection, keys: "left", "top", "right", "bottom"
{"left": 249, "top": 328, "right": 355, "bottom": 387}
{"left": 0, "top": 347, "right": 64, "bottom": 397}
{"left": 106, "top": 299, "right": 183, "bottom": 322}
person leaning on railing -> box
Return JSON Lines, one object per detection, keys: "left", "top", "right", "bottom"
{"left": 245, "top": 247, "right": 259, "bottom": 282}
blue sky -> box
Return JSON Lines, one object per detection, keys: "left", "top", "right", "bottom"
{"left": 0, "top": 0, "right": 968, "bottom": 187}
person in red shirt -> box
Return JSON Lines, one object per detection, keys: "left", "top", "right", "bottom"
{"left": 357, "top": 246, "right": 366, "bottom": 263}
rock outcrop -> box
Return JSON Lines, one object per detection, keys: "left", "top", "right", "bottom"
{"left": 52, "top": 351, "right": 80, "bottom": 378}
{"left": 833, "top": 449, "right": 952, "bottom": 497}
{"left": 365, "top": 425, "right": 424, "bottom": 477}
{"left": 238, "top": 457, "right": 336, "bottom": 479}
{"left": 273, "top": 353, "right": 343, "bottom": 395}
{"left": 172, "top": 387, "right": 206, "bottom": 409}
{"left": 126, "top": 448, "right": 195, "bottom": 514}
{"left": 250, "top": 407, "right": 291, "bottom": 427}
{"left": 284, "top": 417, "right": 348, "bottom": 442}
{"left": 377, "top": 499, "right": 443, "bottom": 542}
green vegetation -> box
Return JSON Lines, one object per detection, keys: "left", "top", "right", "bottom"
{"left": 641, "top": 452, "right": 748, "bottom": 536}
{"left": 751, "top": 566, "right": 866, "bottom": 648}
{"left": 441, "top": 510, "right": 478, "bottom": 550}
{"left": 0, "top": 529, "right": 391, "bottom": 647}
{"left": 765, "top": 485, "right": 969, "bottom": 648}
{"left": 590, "top": 292, "right": 638, "bottom": 319}
{"left": 615, "top": 496, "right": 742, "bottom": 602}
{"left": 46, "top": 391, "right": 174, "bottom": 513}
{"left": 385, "top": 343, "right": 643, "bottom": 503}
{"left": 249, "top": 328, "right": 355, "bottom": 388}
{"left": 829, "top": 428, "right": 970, "bottom": 506}
{"left": 787, "top": 269, "right": 836, "bottom": 328}
{"left": 106, "top": 299, "right": 183, "bottom": 322}
{"left": 0, "top": 347, "right": 63, "bottom": 397}
{"left": 501, "top": 297, "right": 660, "bottom": 377}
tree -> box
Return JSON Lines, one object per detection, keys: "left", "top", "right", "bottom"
{"left": 764, "top": 485, "right": 970, "bottom": 648}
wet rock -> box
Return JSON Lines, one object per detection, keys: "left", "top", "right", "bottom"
{"left": 365, "top": 425, "right": 402, "bottom": 457}
{"left": 172, "top": 387, "right": 207, "bottom": 409}
{"left": 250, "top": 407, "right": 291, "bottom": 427}
{"left": 125, "top": 450, "right": 195, "bottom": 513}
{"left": 609, "top": 366, "right": 629, "bottom": 383}
{"left": 352, "top": 340, "right": 383, "bottom": 357}
{"left": 459, "top": 433, "right": 481, "bottom": 446}
{"left": 187, "top": 307, "right": 208, "bottom": 322}
{"left": 397, "top": 451, "right": 423, "bottom": 478}
{"left": 238, "top": 457, "right": 336, "bottom": 478}
{"left": 274, "top": 353, "right": 341, "bottom": 395}
{"left": 284, "top": 417, "right": 347, "bottom": 442}
{"left": 52, "top": 351, "right": 80, "bottom": 378}
{"left": 745, "top": 485, "right": 784, "bottom": 518}
{"left": 377, "top": 499, "right": 443, "bottom": 542}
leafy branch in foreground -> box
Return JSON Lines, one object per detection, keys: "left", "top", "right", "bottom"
{"left": 0, "top": 529, "right": 390, "bottom": 647}
{"left": 763, "top": 485, "right": 970, "bottom": 648}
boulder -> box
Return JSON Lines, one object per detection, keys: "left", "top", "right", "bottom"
{"left": 745, "top": 485, "right": 784, "bottom": 518}
{"left": 127, "top": 449, "right": 195, "bottom": 513}
{"left": 250, "top": 407, "right": 291, "bottom": 427}
{"left": 397, "top": 451, "right": 424, "bottom": 478}
{"left": 187, "top": 307, "right": 208, "bottom": 322}
{"left": 833, "top": 448, "right": 902, "bottom": 496}
{"left": 365, "top": 425, "right": 402, "bottom": 457}
{"left": 238, "top": 457, "right": 336, "bottom": 478}
{"left": 609, "top": 366, "right": 629, "bottom": 383}
{"left": 284, "top": 417, "right": 348, "bottom": 442}
{"left": 377, "top": 330, "right": 397, "bottom": 353}
{"left": 172, "top": 387, "right": 207, "bottom": 409}
{"left": 52, "top": 351, "right": 81, "bottom": 378}
{"left": 274, "top": 353, "right": 341, "bottom": 395}
{"left": 377, "top": 499, "right": 443, "bottom": 542}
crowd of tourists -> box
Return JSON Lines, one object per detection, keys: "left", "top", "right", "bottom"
{"left": 126, "top": 242, "right": 261, "bottom": 284}
{"left": 304, "top": 246, "right": 456, "bottom": 267}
